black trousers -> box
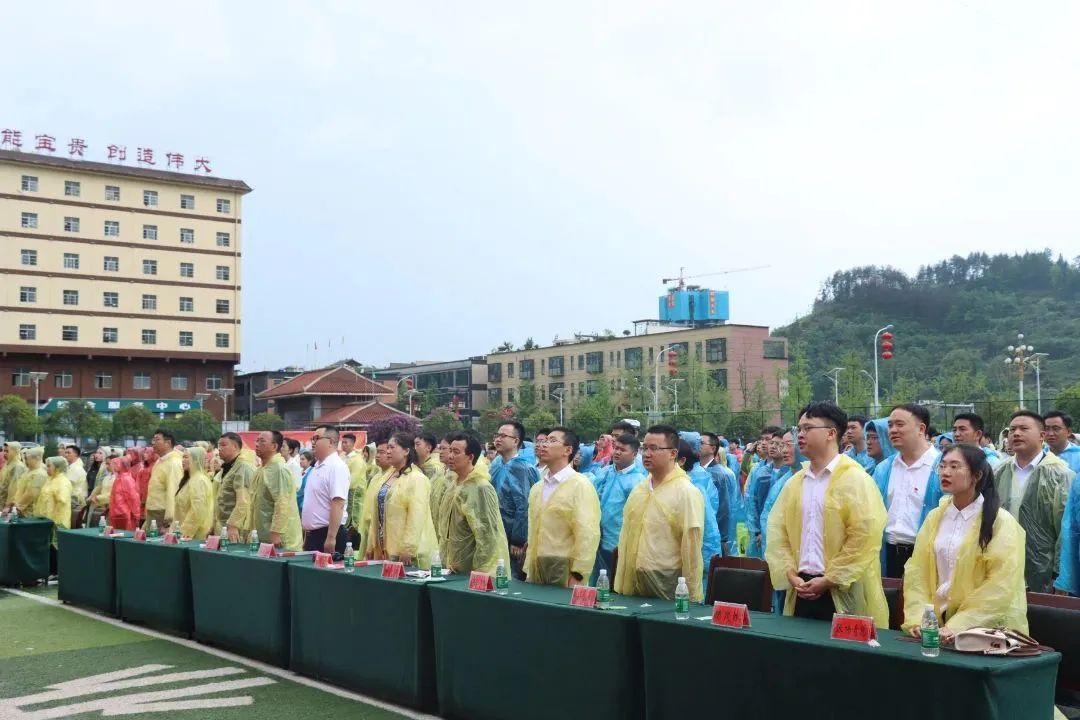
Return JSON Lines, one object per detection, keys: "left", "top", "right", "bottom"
{"left": 884, "top": 542, "right": 914, "bottom": 579}
{"left": 792, "top": 572, "right": 837, "bottom": 621}
{"left": 303, "top": 524, "right": 347, "bottom": 555}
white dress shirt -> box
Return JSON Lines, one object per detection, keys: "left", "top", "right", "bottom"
{"left": 301, "top": 452, "right": 350, "bottom": 531}
{"left": 934, "top": 495, "right": 985, "bottom": 615}
{"left": 885, "top": 446, "right": 937, "bottom": 546}
{"left": 541, "top": 465, "right": 574, "bottom": 503}
{"left": 1010, "top": 451, "right": 1045, "bottom": 512}
{"left": 798, "top": 453, "right": 841, "bottom": 575}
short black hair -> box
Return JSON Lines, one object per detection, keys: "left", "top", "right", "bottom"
{"left": 285, "top": 438, "right": 301, "bottom": 453}
{"left": 153, "top": 429, "right": 177, "bottom": 447}
{"left": 847, "top": 414, "right": 868, "bottom": 428}
{"left": 927, "top": 426, "right": 939, "bottom": 440}
{"left": 645, "top": 424, "right": 680, "bottom": 451}
{"left": 892, "top": 403, "right": 931, "bottom": 431}
{"left": 953, "top": 412, "right": 985, "bottom": 434}
{"left": 219, "top": 432, "right": 243, "bottom": 448}
{"left": 1046, "top": 410, "right": 1073, "bottom": 430}
{"left": 65, "top": 443, "right": 81, "bottom": 454}
{"left": 535, "top": 427, "right": 552, "bottom": 438}
{"left": 761, "top": 426, "right": 784, "bottom": 439}
{"left": 700, "top": 431, "right": 720, "bottom": 451}
{"left": 417, "top": 433, "right": 438, "bottom": 451}
{"left": 797, "top": 402, "right": 847, "bottom": 448}
{"left": 342, "top": 433, "right": 357, "bottom": 443}
{"left": 610, "top": 420, "right": 638, "bottom": 437}
{"left": 1009, "top": 410, "right": 1045, "bottom": 429}
{"left": 548, "top": 426, "right": 580, "bottom": 460}
{"left": 614, "top": 433, "right": 640, "bottom": 452}
{"left": 446, "top": 431, "right": 482, "bottom": 465}
{"left": 499, "top": 420, "right": 526, "bottom": 447}
{"left": 267, "top": 430, "right": 284, "bottom": 451}
{"left": 313, "top": 426, "right": 340, "bottom": 443}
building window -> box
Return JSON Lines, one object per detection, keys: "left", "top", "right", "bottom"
{"left": 507, "top": 362, "right": 514, "bottom": 379}
{"left": 19, "top": 286, "right": 36, "bottom": 303}
{"left": 180, "top": 194, "right": 195, "bottom": 210}
{"left": 103, "top": 327, "right": 118, "bottom": 343}
{"left": 65, "top": 180, "right": 80, "bottom": 197}
{"left": 206, "top": 374, "right": 223, "bottom": 391}
{"left": 103, "top": 291, "right": 119, "bottom": 308}
{"left": 133, "top": 373, "right": 152, "bottom": 390}
{"left": 63, "top": 289, "right": 79, "bottom": 306}
{"left": 216, "top": 299, "right": 230, "bottom": 314}
{"left": 507, "top": 388, "right": 516, "bottom": 403}
{"left": 21, "top": 212, "right": 38, "bottom": 229}
{"left": 548, "top": 381, "right": 564, "bottom": 398}
{"left": 624, "top": 347, "right": 642, "bottom": 370}
{"left": 487, "top": 388, "right": 502, "bottom": 405}
{"left": 64, "top": 216, "right": 80, "bottom": 232}
{"left": 142, "top": 224, "right": 157, "bottom": 240}
{"left": 54, "top": 371, "right": 73, "bottom": 389}
{"left": 215, "top": 333, "right": 230, "bottom": 348}
{"left": 706, "top": 338, "right": 727, "bottom": 363}
{"left": 179, "top": 228, "right": 194, "bottom": 244}
{"left": 585, "top": 351, "right": 604, "bottom": 374}
{"left": 216, "top": 231, "right": 230, "bottom": 247}
{"left": 763, "top": 340, "right": 786, "bottom": 359}
{"left": 103, "top": 256, "right": 119, "bottom": 272}
{"left": 142, "top": 294, "right": 157, "bottom": 311}
{"left": 95, "top": 372, "right": 113, "bottom": 389}
{"left": 549, "top": 356, "right": 564, "bottom": 377}
{"left": 540, "top": 359, "right": 546, "bottom": 375}
{"left": 171, "top": 374, "right": 189, "bottom": 391}
{"left": 520, "top": 359, "right": 534, "bottom": 380}
{"left": 12, "top": 368, "right": 31, "bottom": 387}
{"left": 63, "top": 253, "right": 80, "bottom": 269}
{"left": 695, "top": 342, "right": 703, "bottom": 361}
{"left": 142, "top": 329, "right": 157, "bottom": 345}
{"left": 21, "top": 175, "right": 38, "bottom": 192}
{"left": 179, "top": 331, "right": 194, "bottom": 347}
{"left": 143, "top": 259, "right": 157, "bottom": 275}
{"left": 180, "top": 262, "right": 194, "bottom": 278}
{"left": 179, "top": 297, "right": 194, "bottom": 312}
{"left": 710, "top": 369, "right": 729, "bottom": 389}
{"left": 586, "top": 380, "right": 599, "bottom": 396}
{"left": 216, "top": 198, "right": 231, "bottom": 214}
{"left": 143, "top": 190, "right": 158, "bottom": 207}
{"left": 215, "top": 265, "right": 230, "bottom": 281}
{"left": 21, "top": 249, "right": 37, "bottom": 266}
{"left": 62, "top": 325, "right": 79, "bottom": 342}
{"left": 18, "top": 325, "right": 36, "bottom": 341}
{"left": 487, "top": 363, "right": 502, "bottom": 383}
{"left": 105, "top": 185, "right": 120, "bottom": 201}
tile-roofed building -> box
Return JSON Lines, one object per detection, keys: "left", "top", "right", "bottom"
{"left": 255, "top": 365, "right": 394, "bottom": 427}
{"left": 312, "top": 400, "right": 414, "bottom": 429}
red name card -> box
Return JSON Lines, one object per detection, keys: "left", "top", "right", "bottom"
{"left": 133, "top": 529, "right": 147, "bottom": 542}
{"left": 104, "top": 525, "right": 113, "bottom": 536}
{"left": 163, "top": 533, "right": 179, "bottom": 545}
{"left": 256, "top": 543, "right": 275, "bottom": 558}
{"left": 205, "top": 535, "right": 221, "bottom": 551}
{"left": 314, "top": 552, "right": 332, "bottom": 569}
{"left": 469, "top": 571, "right": 494, "bottom": 591}
{"left": 570, "top": 585, "right": 598, "bottom": 608}
{"left": 381, "top": 561, "right": 406, "bottom": 579}
{"left": 831, "top": 613, "right": 877, "bottom": 643}
{"left": 712, "top": 602, "right": 751, "bottom": 628}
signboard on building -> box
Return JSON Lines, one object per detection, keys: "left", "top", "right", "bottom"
{"left": 1, "top": 127, "right": 214, "bottom": 173}
{"left": 38, "top": 398, "right": 204, "bottom": 415}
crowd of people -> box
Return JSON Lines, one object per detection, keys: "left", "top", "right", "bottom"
{"left": 2, "top": 402, "right": 1079, "bottom": 643}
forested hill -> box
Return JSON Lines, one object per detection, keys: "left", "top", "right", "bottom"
{"left": 774, "top": 250, "right": 1080, "bottom": 407}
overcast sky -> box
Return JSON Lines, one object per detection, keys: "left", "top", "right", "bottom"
{"left": 5, "top": 2, "right": 1078, "bottom": 372}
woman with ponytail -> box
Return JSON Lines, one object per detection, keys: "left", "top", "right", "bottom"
{"left": 902, "top": 443, "right": 1027, "bottom": 642}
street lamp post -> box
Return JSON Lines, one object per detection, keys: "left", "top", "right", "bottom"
{"left": 29, "top": 372, "right": 48, "bottom": 444}
{"left": 551, "top": 389, "right": 565, "bottom": 425}
{"left": 873, "top": 324, "right": 894, "bottom": 415}
{"left": 669, "top": 378, "right": 684, "bottom": 414}
{"left": 652, "top": 346, "right": 674, "bottom": 416}
{"left": 1030, "top": 353, "right": 1049, "bottom": 414}
{"left": 1004, "top": 334, "right": 1037, "bottom": 410}
{"left": 824, "top": 367, "right": 844, "bottom": 405}
{"left": 213, "top": 388, "right": 235, "bottom": 426}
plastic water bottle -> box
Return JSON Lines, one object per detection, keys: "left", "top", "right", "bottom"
{"left": 675, "top": 576, "right": 690, "bottom": 620}
{"left": 149, "top": 519, "right": 159, "bottom": 538}
{"left": 8, "top": 507, "right": 17, "bottom": 523}
{"left": 248, "top": 529, "right": 260, "bottom": 554}
{"left": 495, "top": 558, "right": 509, "bottom": 595}
{"left": 344, "top": 542, "right": 355, "bottom": 572}
{"left": 430, "top": 550, "right": 442, "bottom": 578}
{"left": 921, "top": 603, "right": 940, "bottom": 657}
{"left": 219, "top": 526, "right": 229, "bottom": 550}
{"left": 171, "top": 520, "right": 181, "bottom": 537}
{"left": 98, "top": 516, "right": 107, "bottom": 534}
{"left": 596, "top": 569, "right": 611, "bottom": 610}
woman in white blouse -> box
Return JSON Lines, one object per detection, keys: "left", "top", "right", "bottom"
{"left": 902, "top": 443, "right": 1028, "bottom": 642}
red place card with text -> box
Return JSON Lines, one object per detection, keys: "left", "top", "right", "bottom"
{"left": 314, "top": 552, "right": 332, "bottom": 569}
{"left": 469, "top": 571, "right": 494, "bottom": 591}
{"left": 712, "top": 602, "right": 751, "bottom": 628}
{"left": 133, "top": 529, "right": 147, "bottom": 542}
{"left": 256, "top": 543, "right": 275, "bottom": 558}
{"left": 104, "top": 525, "right": 113, "bottom": 536}
{"left": 831, "top": 613, "right": 877, "bottom": 643}
{"left": 570, "top": 586, "right": 598, "bottom": 608}
{"left": 205, "top": 535, "right": 221, "bottom": 551}
{"left": 163, "top": 533, "right": 179, "bottom": 545}
{"left": 381, "top": 561, "right": 405, "bottom": 579}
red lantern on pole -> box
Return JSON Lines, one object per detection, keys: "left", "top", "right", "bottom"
{"left": 667, "top": 350, "right": 678, "bottom": 377}
{"left": 880, "top": 331, "right": 894, "bottom": 361}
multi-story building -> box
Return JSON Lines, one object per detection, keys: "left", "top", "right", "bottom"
{"left": 485, "top": 324, "right": 787, "bottom": 412}
{"left": 235, "top": 367, "right": 304, "bottom": 419}
{"left": 0, "top": 149, "right": 250, "bottom": 420}
{"left": 371, "top": 357, "right": 489, "bottom": 425}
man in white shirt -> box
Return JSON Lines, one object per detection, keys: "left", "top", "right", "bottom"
{"left": 871, "top": 404, "right": 942, "bottom": 578}
{"left": 301, "top": 426, "right": 350, "bottom": 555}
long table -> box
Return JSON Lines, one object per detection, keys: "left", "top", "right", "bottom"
{"left": 638, "top": 610, "right": 1061, "bottom": 720}
{"left": 114, "top": 536, "right": 197, "bottom": 636}
{"left": 290, "top": 563, "right": 464, "bottom": 711}
{"left": 0, "top": 518, "right": 52, "bottom": 585}
{"left": 57, "top": 527, "right": 127, "bottom": 614}
{"left": 429, "top": 580, "right": 673, "bottom": 720}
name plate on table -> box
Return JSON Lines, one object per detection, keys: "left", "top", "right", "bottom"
{"left": 314, "top": 552, "right": 332, "bottom": 569}
{"left": 205, "top": 535, "right": 221, "bottom": 551}
{"left": 831, "top": 613, "right": 877, "bottom": 642}
{"left": 469, "top": 571, "right": 494, "bottom": 592}
{"left": 103, "top": 525, "right": 113, "bottom": 536}
{"left": 381, "top": 561, "right": 405, "bottom": 579}
{"left": 163, "top": 533, "right": 179, "bottom": 545}
{"left": 712, "top": 602, "right": 751, "bottom": 628}
{"left": 256, "top": 543, "right": 275, "bottom": 558}
{"left": 133, "top": 529, "right": 147, "bottom": 542}
{"left": 570, "top": 585, "right": 598, "bottom": 608}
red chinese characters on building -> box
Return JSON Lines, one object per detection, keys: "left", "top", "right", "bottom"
{"left": 166, "top": 152, "right": 184, "bottom": 169}
{"left": 35, "top": 134, "right": 57, "bottom": 153}
{"left": 107, "top": 144, "right": 127, "bottom": 162}
{"left": 136, "top": 147, "right": 156, "bottom": 165}
{"left": 194, "top": 157, "right": 212, "bottom": 174}
{"left": 1, "top": 129, "right": 22, "bottom": 149}
{"left": 68, "top": 138, "right": 88, "bottom": 157}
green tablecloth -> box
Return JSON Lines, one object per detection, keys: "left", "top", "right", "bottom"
{"left": 290, "top": 563, "right": 463, "bottom": 711}
{"left": 0, "top": 518, "right": 52, "bottom": 585}
{"left": 190, "top": 545, "right": 312, "bottom": 667}
{"left": 429, "top": 580, "right": 673, "bottom": 720}
{"left": 57, "top": 528, "right": 128, "bottom": 615}
{"left": 639, "top": 610, "right": 1062, "bottom": 720}
{"left": 114, "top": 536, "right": 197, "bottom": 636}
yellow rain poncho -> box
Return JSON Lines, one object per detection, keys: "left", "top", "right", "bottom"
{"left": 430, "top": 468, "right": 455, "bottom": 531}
{"left": 11, "top": 449, "right": 47, "bottom": 513}
{"left": 175, "top": 447, "right": 215, "bottom": 540}
{"left": 247, "top": 454, "right": 302, "bottom": 550}
{"left": 615, "top": 468, "right": 705, "bottom": 602}
{"left": 88, "top": 469, "right": 115, "bottom": 511}
{"left": 420, "top": 454, "right": 444, "bottom": 481}
{"left": 215, "top": 448, "right": 256, "bottom": 533}
{"left": 994, "top": 452, "right": 1070, "bottom": 593}
{"left": 0, "top": 442, "right": 26, "bottom": 507}
{"left": 902, "top": 496, "right": 1028, "bottom": 634}
{"left": 145, "top": 448, "right": 184, "bottom": 528}
{"left": 346, "top": 452, "right": 370, "bottom": 538}
{"left": 67, "top": 458, "right": 88, "bottom": 508}
{"left": 766, "top": 454, "right": 890, "bottom": 627}
{"left": 436, "top": 466, "right": 509, "bottom": 575}
{"left": 34, "top": 458, "right": 73, "bottom": 546}
{"left": 360, "top": 465, "right": 437, "bottom": 569}
{"left": 523, "top": 469, "right": 601, "bottom": 586}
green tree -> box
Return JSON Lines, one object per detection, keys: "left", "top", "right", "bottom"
{"left": 522, "top": 407, "right": 557, "bottom": 438}
{"left": 477, "top": 407, "right": 515, "bottom": 441}
{"left": 111, "top": 405, "right": 158, "bottom": 440}
{"left": 0, "top": 394, "right": 41, "bottom": 440}
{"left": 516, "top": 380, "right": 538, "bottom": 418}
{"left": 886, "top": 376, "right": 923, "bottom": 407}
{"left": 163, "top": 410, "right": 221, "bottom": 443}
{"left": 43, "top": 401, "right": 110, "bottom": 443}
{"left": 1055, "top": 381, "right": 1080, "bottom": 420}
{"left": 780, "top": 344, "right": 813, "bottom": 426}
{"left": 836, "top": 350, "right": 873, "bottom": 415}
{"left": 249, "top": 412, "right": 286, "bottom": 431}
{"left": 422, "top": 407, "right": 464, "bottom": 437}
{"left": 567, "top": 382, "right": 617, "bottom": 441}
